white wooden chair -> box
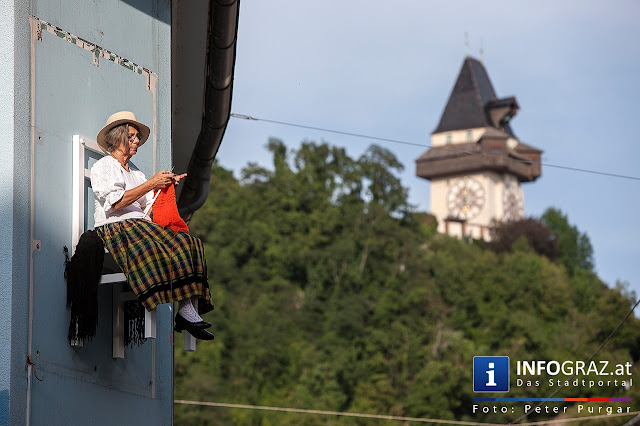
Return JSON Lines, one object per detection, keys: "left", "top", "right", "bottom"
{"left": 71, "top": 135, "right": 196, "bottom": 356}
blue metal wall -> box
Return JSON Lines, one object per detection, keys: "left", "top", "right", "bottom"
{"left": 3, "top": 0, "right": 173, "bottom": 424}
{"left": 2, "top": 0, "right": 31, "bottom": 425}
{"left": 0, "top": 2, "right": 19, "bottom": 422}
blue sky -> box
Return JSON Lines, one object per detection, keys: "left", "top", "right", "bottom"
{"left": 216, "top": 1, "right": 640, "bottom": 298}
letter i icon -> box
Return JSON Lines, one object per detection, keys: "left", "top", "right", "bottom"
{"left": 486, "top": 362, "right": 497, "bottom": 386}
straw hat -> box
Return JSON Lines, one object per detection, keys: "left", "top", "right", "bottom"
{"left": 96, "top": 111, "right": 150, "bottom": 151}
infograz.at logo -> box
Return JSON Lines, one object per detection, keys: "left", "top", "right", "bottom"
{"left": 473, "top": 356, "right": 509, "bottom": 392}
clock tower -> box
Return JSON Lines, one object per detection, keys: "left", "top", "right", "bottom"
{"left": 416, "top": 56, "right": 542, "bottom": 240}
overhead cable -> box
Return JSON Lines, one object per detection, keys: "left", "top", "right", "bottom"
{"left": 230, "top": 113, "right": 640, "bottom": 182}
{"left": 231, "top": 114, "right": 423, "bottom": 148}
{"left": 174, "top": 399, "right": 502, "bottom": 425}
{"left": 174, "top": 400, "right": 639, "bottom": 425}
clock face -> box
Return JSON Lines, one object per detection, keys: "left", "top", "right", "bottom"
{"left": 503, "top": 182, "right": 524, "bottom": 221}
{"left": 447, "top": 176, "right": 486, "bottom": 220}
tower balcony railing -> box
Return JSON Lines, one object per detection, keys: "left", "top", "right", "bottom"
{"left": 416, "top": 142, "right": 540, "bottom": 182}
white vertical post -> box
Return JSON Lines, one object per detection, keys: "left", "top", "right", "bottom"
{"left": 145, "top": 309, "right": 157, "bottom": 339}
{"left": 71, "top": 135, "right": 84, "bottom": 254}
{"left": 70, "top": 135, "right": 84, "bottom": 347}
{"left": 184, "top": 332, "right": 196, "bottom": 352}
{"left": 184, "top": 298, "right": 197, "bottom": 351}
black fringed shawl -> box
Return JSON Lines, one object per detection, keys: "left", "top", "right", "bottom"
{"left": 64, "top": 230, "right": 146, "bottom": 347}
{"left": 64, "top": 230, "right": 103, "bottom": 344}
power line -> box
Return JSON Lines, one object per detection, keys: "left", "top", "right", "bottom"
{"left": 540, "top": 163, "right": 640, "bottom": 181}
{"left": 174, "top": 400, "right": 503, "bottom": 425}
{"left": 231, "top": 114, "right": 425, "bottom": 148}
{"left": 230, "top": 113, "right": 640, "bottom": 182}
{"left": 174, "top": 400, "right": 639, "bottom": 425}
{"left": 509, "top": 296, "right": 640, "bottom": 424}
{"left": 522, "top": 412, "right": 639, "bottom": 425}
{"left": 623, "top": 413, "right": 640, "bottom": 426}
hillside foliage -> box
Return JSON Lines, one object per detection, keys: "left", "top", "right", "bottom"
{"left": 175, "top": 141, "right": 639, "bottom": 425}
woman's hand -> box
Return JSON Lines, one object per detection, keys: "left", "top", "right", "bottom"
{"left": 172, "top": 173, "right": 187, "bottom": 185}
{"left": 148, "top": 170, "right": 176, "bottom": 189}
{"left": 112, "top": 170, "right": 177, "bottom": 211}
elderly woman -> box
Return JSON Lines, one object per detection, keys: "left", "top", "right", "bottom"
{"left": 90, "top": 111, "right": 214, "bottom": 340}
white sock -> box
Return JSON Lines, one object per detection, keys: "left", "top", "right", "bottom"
{"left": 178, "top": 298, "right": 203, "bottom": 322}
{"left": 191, "top": 296, "right": 204, "bottom": 322}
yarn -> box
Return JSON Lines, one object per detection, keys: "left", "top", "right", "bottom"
{"left": 152, "top": 184, "right": 189, "bottom": 233}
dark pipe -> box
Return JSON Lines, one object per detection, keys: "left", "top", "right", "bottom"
{"left": 178, "top": 0, "right": 240, "bottom": 221}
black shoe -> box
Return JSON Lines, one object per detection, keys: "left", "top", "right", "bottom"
{"left": 174, "top": 313, "right": 211, "bottom": 332}
{"left": 186, "top": 328, "right": 214, "bottom": 340}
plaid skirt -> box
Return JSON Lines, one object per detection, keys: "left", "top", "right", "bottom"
{"left": 96, "top": 218, "right": 213, "bottom": 313}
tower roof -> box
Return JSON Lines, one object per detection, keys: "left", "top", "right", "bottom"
{"left": 434, "top": 56, "right": 517, "bottom": 136}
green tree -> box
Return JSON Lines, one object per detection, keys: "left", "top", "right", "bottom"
{"left": 541, "top": 207, "right": 594, "bottom": 275}
{"left": 175, "top": 141, "right": 639, "bottom": 426}
{"left": 488, "top": 217, "right": 557, "bottom": 260}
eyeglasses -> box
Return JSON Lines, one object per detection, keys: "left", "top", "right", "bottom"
{"left": 127, "top": 133, "right": 141, "bottom": 142}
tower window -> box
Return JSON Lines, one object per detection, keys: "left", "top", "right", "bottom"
{"left": 446, "top": 133, "right": 452, "bottom": 144}
{"left": 466, "top": 130, "right": 473, "bottom": 141}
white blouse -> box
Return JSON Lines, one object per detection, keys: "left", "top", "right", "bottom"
{"left": 90, "top": 156, "right": 154, "bottom": 227}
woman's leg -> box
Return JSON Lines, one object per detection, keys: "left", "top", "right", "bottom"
{"left": 177, "top": 297, "right": 203, "bottom": 322}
